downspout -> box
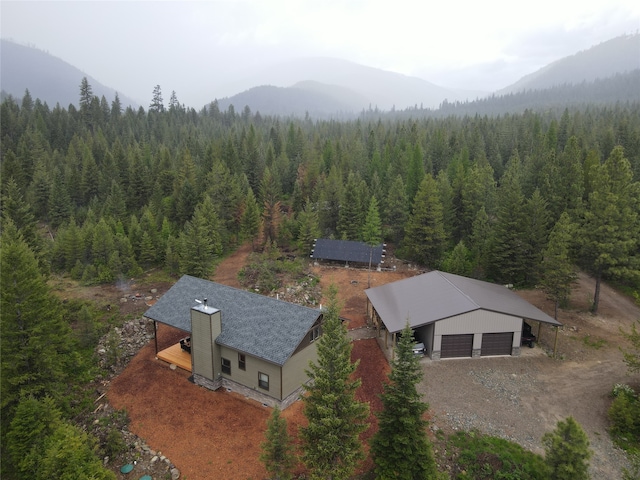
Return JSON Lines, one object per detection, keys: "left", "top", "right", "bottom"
{"left": 154, "top": 320, "right": 158, "bottom": 354}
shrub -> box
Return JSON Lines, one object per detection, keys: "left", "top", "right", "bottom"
{"left": 448, "top": 430, "right": 547, "bottom": 479}
{"left": 609, "top": 385, "right": 640, "bottom": 453}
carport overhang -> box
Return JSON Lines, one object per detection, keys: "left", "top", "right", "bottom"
{"left": 143, "top": 315, "right": 191, "bottom": 355}
{"left": 368, "top": 305, "right": 563, "bottom": 358}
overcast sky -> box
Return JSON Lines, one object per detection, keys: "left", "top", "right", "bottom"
{"left": 2, "top": 0, "right": 639, "bottom": 108}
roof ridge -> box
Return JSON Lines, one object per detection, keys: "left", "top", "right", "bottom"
{"left": 436, "top": 270, "right": 481, "bottom": 309}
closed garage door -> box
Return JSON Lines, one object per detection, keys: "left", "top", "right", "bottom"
{"left": 441, "top": 334, "right": 473, "bottom": 358}
{"left": 481, "top": 332, "right": 513, "bottom": 356}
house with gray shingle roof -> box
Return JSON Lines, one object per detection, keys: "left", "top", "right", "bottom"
{"left": 144, "top": 275, "right": 323, "bottom": 408}
{"left": 365, "top": 271, "right": 562, "bottom": 360}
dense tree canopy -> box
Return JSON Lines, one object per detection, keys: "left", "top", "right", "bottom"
{"left": 0, "top": 82, "right": 638, "bottom": 288}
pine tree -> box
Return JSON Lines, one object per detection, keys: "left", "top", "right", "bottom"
{"left": 362, "top": 196, "right": 382, "bottom": 246}
{"left": 317, "top": 166, "right": 343, "bottom": 236}
{"left": 5, "top": 395, "right": 62, "bottom": 479}
{"left": 542, "top": 416, "right": 591, "bottom": 480}
{"left": 297, "top": 198, "right": 320, "bottom": 253}
{"left": 0, "top": 220, "right": 75, "bottom": 423}
{"left": 370, "top": 323, "right": 438, "bottom": 479}
{"left": 178, "top": 197, "right": 223, "bottom": 278}
{"left": 300, "top": 285, "right": 370, "bottom": 479}
{"left": 406, "top": 143, "right": 425, "bottom": 204}
{"left": 260, "top": 167, "right": 282, "bottom": 246}
{"left": 385, "top": 175, "right": 408, "bottom": 245}
{"left": 338, "top": 172, "right": 367, "bottom": 241}
{"left": 404, "top": 174, "right": 447, "bottom": 268}
{"left": 524, "top": 188, "right": 550, "bottom": 285}
{"left": 580, "top": 146, "right": 640, "bottom": 313}
{"left": 149, "top": 85, "right": 164, "bottom": 112}
{"left": 79, "top": 77, "right": 94, "bottom": 129}
{"left": 541, "top": 212, "right": 577, "bottom": 319}
{"left": 39, "top": 422, "right": 116, "bottom": 480}
{"left": 260, "top": 406, "right": 296, "bottom": 480}
{"left": 442, "top": 240, "right": 474, "bottom": 277}
{"left": 241, "top": 189, "right": 261, "bottom": 249}
{"left": 488, "top": 154, "right": 529, "bottom": 285}
{"left": 48, "top": 168, "right": 72, "bottom": 227}
{"left": 2, "top": 177, "right": 41, "bottom": 258}
{"left": 362, "top": 196, "right": 383, "bottom": 287}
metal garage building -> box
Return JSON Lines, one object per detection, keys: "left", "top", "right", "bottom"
{"left": 365, "top": 271, "right": 562, "bottom": 360}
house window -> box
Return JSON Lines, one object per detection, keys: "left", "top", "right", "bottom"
{"left": 238, "top": 353, "right": 246, "bottom": 371}
{"left": 221, "top": 358, "right": 231, "bottom": 375}
{"left": 258, "top": 372, "right": 269, "bottom": 391}
{"left": 309, "top": 325, "right": 321, "bottom": 342}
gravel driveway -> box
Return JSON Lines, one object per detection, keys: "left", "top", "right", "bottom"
{"left": 420, "top": 348, "right": 632, "bottom": 478}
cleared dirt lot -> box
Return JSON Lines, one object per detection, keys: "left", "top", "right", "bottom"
{"left": 107, "top": 248, "right": 639, "bottom": 479}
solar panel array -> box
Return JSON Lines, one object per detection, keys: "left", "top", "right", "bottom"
{"left": 310, "top": 238, "right": 385, "bottom": 264}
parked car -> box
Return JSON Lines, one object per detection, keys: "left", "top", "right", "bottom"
{"left": 412, "top": 342, "right": 426, "bottom": 356}
{"left": 521, "top": 322, "right": 536, "bottom": 348}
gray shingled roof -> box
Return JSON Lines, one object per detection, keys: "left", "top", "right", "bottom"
{"left": 311, "top": 239, "right": 384, "bottom": 264}
{"left": 365, "top": 270, "right": 562, "bottom": 333}
{"left": 144, "top": 275, "right": 322, "bottom": 366}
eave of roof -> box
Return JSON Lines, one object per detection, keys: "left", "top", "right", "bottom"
{"left": 365, "top": 270, "right": 562, "bottom": 333}
{"left": 144, "top": 275, "right": 322, "bottom": 366}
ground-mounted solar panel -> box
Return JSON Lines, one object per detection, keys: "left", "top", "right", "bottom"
{"left": 310, "top": 239, "right": 385, "bottom": 265}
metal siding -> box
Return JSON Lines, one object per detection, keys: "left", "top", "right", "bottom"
{"left": 434, "top": 310, "right": 521, "bottom": 335}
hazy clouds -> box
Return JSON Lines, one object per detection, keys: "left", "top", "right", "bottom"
{"left": 2, "top": 0, "right": 638, "bottom": 107}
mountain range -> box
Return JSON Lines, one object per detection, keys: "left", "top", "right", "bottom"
{"left": 2, "top": 33, "right": 638, "bottom": 117}
{"left": 0, "top": 39, "right": 138, "bottom": 109}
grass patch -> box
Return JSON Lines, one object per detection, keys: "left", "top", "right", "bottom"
{"left": 582, "top": 334, "right": 606, "bottom": 349}
{"left": 444, "top": 430, "right": 548, "bottom": 479}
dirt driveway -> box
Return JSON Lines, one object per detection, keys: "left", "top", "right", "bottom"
{"left": 107, "top": 247, "right": 639, "bottom": 479}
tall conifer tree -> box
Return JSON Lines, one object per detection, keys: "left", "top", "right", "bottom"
{"left": 541, "top": 212, "right": 577, "bottom": 319}
{"left": 300, "top": 285, "right": 369, "bottom": 479}
{"left": 580, "top": 146, "right": 640, "bottom": 313}
{"left": 370, "top": 323, "right": 438, "bottom": 479}
{"left": 260, "top": 406, "right": 296, "bottom": 480}
{"left": 405, "top": 174, "right": 446, "bottom": 267}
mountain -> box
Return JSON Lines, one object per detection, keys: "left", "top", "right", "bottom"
{"left": 0, "top": 39, "right": 138, "bottom": 108}
{"left": 215, "top": 57, "right": 475, "bottom": 114}
{"left": 214, "top": 81, "right": 373, "bottom": 119}
{"left": 498, "top": 33, "right": 640, "bottom": 95}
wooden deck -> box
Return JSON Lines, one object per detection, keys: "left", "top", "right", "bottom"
{"left": 156, "top": 343, "right": 192, "bottom": 372}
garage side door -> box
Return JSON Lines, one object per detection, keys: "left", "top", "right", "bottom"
{"left": 481, "top": 332, "right": 513, "bottom": 356}
{"left": 441, "top": 334, "right": 473, "bottom": 358}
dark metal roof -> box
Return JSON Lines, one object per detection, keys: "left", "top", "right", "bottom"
{"left": 365, "top": 270, "right": 562, "bottom": 333}
{"left": 311, "top": 238, "right": 384, "bottom": 264}
{"left": 144, "top": 275, "right": 322, "bottom": 366}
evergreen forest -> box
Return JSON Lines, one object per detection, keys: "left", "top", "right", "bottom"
{"left": 1, "top": 80, "right": 640, "bottom": 478}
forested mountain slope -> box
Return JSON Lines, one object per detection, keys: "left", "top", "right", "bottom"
{"left": 0, "top": 39, "right": 138, "bottom": 108}
{"left": 499, "top": 33, "right": 640, "bottom": 94}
